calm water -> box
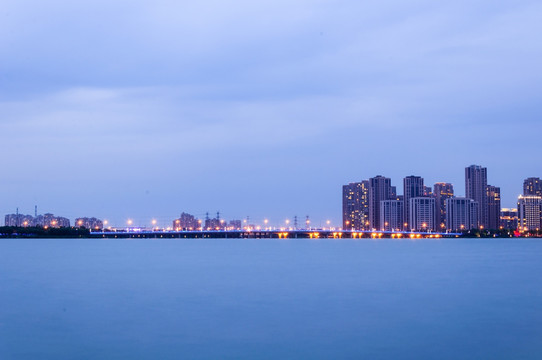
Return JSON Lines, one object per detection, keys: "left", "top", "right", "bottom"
{"left": 1, "top": 239, "right": 541, "bottom": 359}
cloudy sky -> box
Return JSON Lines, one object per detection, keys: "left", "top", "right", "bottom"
{"left": 1, "top": 0, "right": 541, "bottom": 227}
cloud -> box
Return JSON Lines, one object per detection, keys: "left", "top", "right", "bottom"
{"left": 0, "top": 0, "right": 542, "bottom": 222}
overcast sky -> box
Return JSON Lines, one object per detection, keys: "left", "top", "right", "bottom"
{"left": 1, "top": 0, "right": 541, "bottom": 227}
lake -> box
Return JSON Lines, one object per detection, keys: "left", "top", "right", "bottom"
{"left": 1, "top": 238, "right": 541, "bottom": 359}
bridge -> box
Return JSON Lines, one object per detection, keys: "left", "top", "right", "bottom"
{"left": 89, "top": 229, "right": 462, "bottom": 239}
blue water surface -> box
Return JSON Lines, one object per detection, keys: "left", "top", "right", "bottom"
{"left": 1, "top": 238, "right": 541, "bottom": 359}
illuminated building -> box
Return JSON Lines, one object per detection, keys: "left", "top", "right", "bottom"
{"left": 446, "top": 198, "right": 478, "bottom": 231}
{"left": 486, "top": 185, "right": 501, "bottom": 230}
{"left": 423, "top": 186, "right": 433, "bottom": 197}
{"left": 204, "top": 212, "right": 225, "bottom": 230}
{"left": 380, "top": 200, "right": 403, "bottom": 231}
{"left": 517, "top": 195, "right": 542, "bottom": 232}
{"left": 4, "top": 214, "right": 34, "bottom": 227}
{"left": 75, "top": 217, "right": 104, "bottom": 229}
{"left": 342, "top": 181, "right": 369, "bottom": 230}
{"left": 500, "top": 208, "right": 518, "bottom": 230}
{"left": 228, "top": 220, "right": 242, "bottom": 230}
{"left": 465, "top": 165, "right": 488, "bottom": 228}
{"left": 172, "top": 212, "right": 200, "bottom": 230}
{"left": 409, "top": 197, "right": 435, "bottom": 231}
{"left": 403, "top": 176, "right": 424, "bottom": 229}
{"left": 369, "top": 176, "right": 393, "bottom": 230}
{"left": 523, "top": 177, "right": 542, "bottom": 196}
{"left": 433, "top": 182, "right": 454, "bottom": 230}
{"left": 33, "top": 213, "right": 70, "bottom": 228}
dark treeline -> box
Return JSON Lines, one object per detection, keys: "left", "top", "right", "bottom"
{"left": 0, "top": 226, "right": 90, "bottom": 238}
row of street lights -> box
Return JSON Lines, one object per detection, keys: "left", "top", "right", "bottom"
{"left": 115, "top": 218, "right": 334, "bottom": 231}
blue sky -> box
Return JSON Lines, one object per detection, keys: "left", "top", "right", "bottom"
{"left": 1, "top": 0, "right": 541, "bottom": 227}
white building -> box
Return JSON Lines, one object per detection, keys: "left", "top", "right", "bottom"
{"left": 380, "top": 200, "right": 403, "bottom": 231}
{"left": 409, "top": 197, "right": 435, "bottom": 231}
{"left": 446, "top": 197, "right": 478, "bottom": 231}
{"left": 517, "top": 195, "right": 542, "bottom": 232}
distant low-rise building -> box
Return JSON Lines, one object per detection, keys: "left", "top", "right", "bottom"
{"left": 75, "top": 217, "right": 103, "bottom": 230}
{"left": 205, "top": 217, "right": 224, "bottom": 230}
{"left": 500, "top": 208, "right": 518, "bottom": 230}
{"left": 5, "top": 212, "right": 70, "bottom": 228}
{"left": 34, "top": 213, "right": 70, "bottom": 228}
{"left": 228, "top": 220, "right": 242, "bottom": 230}
{"left": 5, "top": 214, "right": 34, "bottom": 227}
{"left": 172, "top": 212, "right": 200, "bottom": 230}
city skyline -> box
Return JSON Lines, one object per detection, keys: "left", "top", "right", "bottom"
{"left": 3, "top": 165, "right": 540, "bottom": 230}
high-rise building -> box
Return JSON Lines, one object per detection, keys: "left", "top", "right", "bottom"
{"left": 517, "top": 195, "right": 542, "bottom": 232}
{"left": 409, "top": 197, "right": 435, "bottom": 231}
{"left": 342, "top": 181, "right": 369, "bottom": 230}
{"left": 500, "top": 208, "right": 518, "bottom": 230}
{"left": 523, "top": 177, "right": 542, "bottom": 196}
{"left": 403, "top": 176, "right": 424, "bottom": 229}
{"left": 433, "top": 182, "right": 454, "bottom": 231}
{"left": 465, "top": 165, "right": 488, "bottom": 228}
{"left": 486, "top": 185, "right": 501, "bottom": 230}
{"left": 369, "top": 176, "right": 393, "bottom": 230}
{"left": 380, "top": 200, "right": 404, "bottom": 231}
{"left": 446, "top": 198, "right": 479, "bottom": 232}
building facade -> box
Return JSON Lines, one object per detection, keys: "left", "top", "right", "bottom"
{"left": 403, "top": 176, "right": 425, "bottom": 230}
{"left": 228, "top": 220, "right": 242, "bottom": 230}
{"left": 523, "top": 177, "right": 542, "bottom": 196}
{"left": 409, "top": 197, "right": 435, "bottom": 232}
{"left": 369, "top": 176, "right": 393, "bottom": 230}
{"left": 517, "top": 195, "right": 542, "bottom": 232}
{"left": 500, "top": 208, "right": 518, "bottom": 230}
{"left": 173, "top": 212, "right": 200, "bottom": 230}
{"left": 75, "top": 217, "right": 104, "bottom": 230}
{"left": 342, "top": 181, "right": 369, "bottom": 230}
{"left": 486, "top": 185, "right": 501, "bottom": 230}
{"left": 4, "top": 214, "right": 34, "bottom": 227}
{"left": 433, "top": 182, "right": 454, "bottom": 231}
{"left": 465, "top": 165, "right": 488, "bottom": 228}
{"left": 33, "top": 213, "right": 70, "bottom": 228}
{"left": 446, "top": 197, "right": 478, "bottom": 232}
{"left": 380, "top": 200, "right": 404, "bottom": 231}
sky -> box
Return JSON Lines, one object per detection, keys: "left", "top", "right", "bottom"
{"left": 1, "top": 0, "right": 541, "bottom": 228}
